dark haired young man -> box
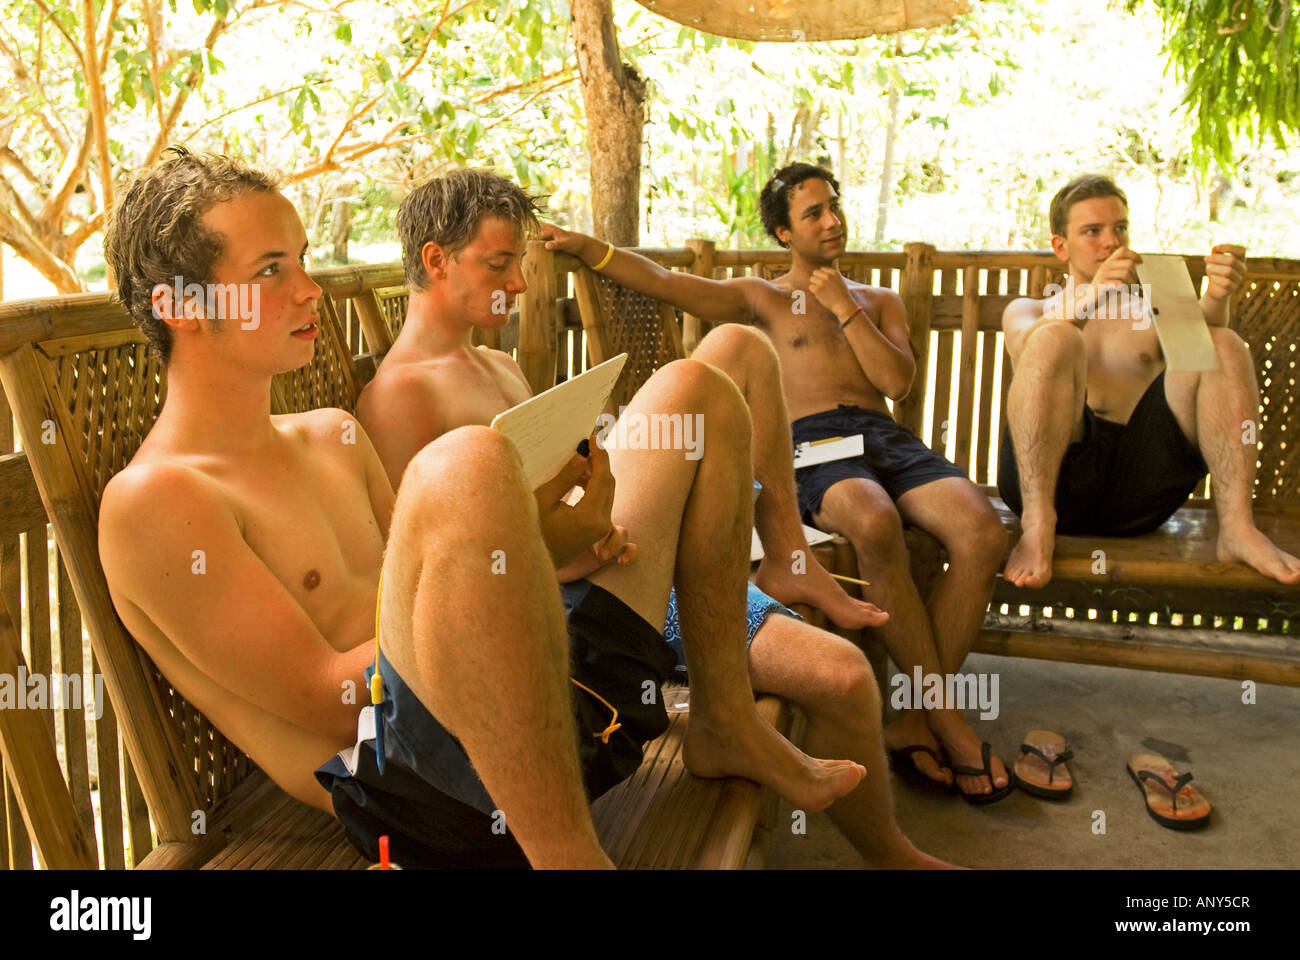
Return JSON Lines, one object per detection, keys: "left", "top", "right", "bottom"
{"left": 357, "top": 168, "right": 954, "bottom": 867}
{"left": 1000, "top": 174, "right": 1298, "bottom": 588}
{"left": 98, "top": 152, "right": 868, "bottom": 870}
{"left": 542, "top": 162, "right": 1016, "bottom": 804}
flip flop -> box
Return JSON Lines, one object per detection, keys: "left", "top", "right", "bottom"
{"left": 888, "top": 744, "right": 955, "bottom": 792}
{"left": 1127, "top": 753, "right": 1212, "bottom": 830}
{"left": 1014, "top": 730, "right": 1074, "bottom": 800}
{"left": 950, "top": 741, "right": 1017, "bottom": 806}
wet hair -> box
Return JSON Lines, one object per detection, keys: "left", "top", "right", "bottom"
{"left": 397, "top": 168, "right": 544, "bottom": 290}
{"left": 760, "top": 162, "right": 841, "bottom": 248}
{"left": 103, "top": 146, "right": 277, "bottom": 363}
{"left": 1049, "top": 175, "right": 1128, "bottom": 239}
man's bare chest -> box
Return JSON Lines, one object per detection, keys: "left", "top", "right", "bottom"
{"left": 228, "top": 453, "right": 384, "bottom": 643}
{"left": 1084, "top": 318, "right": 1164, "bottom": 418}
{"left": 436, "top": 358, "right": 533, "bottom": 428}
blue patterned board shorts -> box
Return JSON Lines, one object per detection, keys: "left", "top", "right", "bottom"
{"left": 663, "top": 582, "right": 802, "bottom": 680}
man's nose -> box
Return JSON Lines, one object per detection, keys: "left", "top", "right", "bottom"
{"left": 298, "top": 265, "right": 323, "bottom": 304}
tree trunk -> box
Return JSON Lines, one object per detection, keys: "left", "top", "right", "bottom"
{"left": 571, "top": 0, "right": 645, "bottom": 246}
{"left": 331, "top": 198, "right": 351, "bottom": 264}
{"left": 874, "top": 70, "right": 902, "bottom": 245}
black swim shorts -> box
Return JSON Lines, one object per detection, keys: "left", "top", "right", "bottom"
{"left": 997, "top": 372, "right": 1208, "bottom": 537}
{"left": 791, "top": 404, "right": 969, "bottom": 524}
{"left": 315, "top": 579, "right": 677, "bottom": 869}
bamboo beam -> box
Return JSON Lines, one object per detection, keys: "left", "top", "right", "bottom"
{"left": 895, "top": 242, "right": 935, "bottom": 435}
{"left": 0, "top": 605, "right": 97, "bottom": 868}
{"left": 518, "top": 240, "right": 558, "bottom": 393}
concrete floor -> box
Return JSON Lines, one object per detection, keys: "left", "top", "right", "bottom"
{"left": 767, "top": 652, "right": 1300, "bottom": 869}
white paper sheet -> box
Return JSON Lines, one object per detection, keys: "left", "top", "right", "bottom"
{"left": 490, "top": 353, "right": 628, "bottom": 489}
{"left": 1135, "top": 255, "right": 1219, "bottom": 371}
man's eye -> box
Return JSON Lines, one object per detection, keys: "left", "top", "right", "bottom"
{"left": 259, "top": 262, "right": 279, "bottom": 276}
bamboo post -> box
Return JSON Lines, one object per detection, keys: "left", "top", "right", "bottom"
{"left": 519, "top": 240, "right": 558, "bottom": 393}
{"left": 895, "top": 242, "right": 935, "bottom": 435}
{"left": 683, "top": 238, "right": 715, "bottom": 354}
{"left": 0, "top": 604, "right": 97, "bottom": 868}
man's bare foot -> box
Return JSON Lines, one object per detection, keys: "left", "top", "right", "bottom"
{"left": 755, "top": 555, "right": 889, "bottom": 629}
{"left": 883, "top": 712, "right": 952, "bottom": 787}
{"left": 682, "top": 706, "right": 865, "bottom": 812}
{"left": 928, "top": 710, "right": 1009, "bottom": 798}
{"left": 1004, "top": 513, "right": 1056, "bottom": 588}
{"left": 1217, "top": 524, "right": 1300, "bottom": 585}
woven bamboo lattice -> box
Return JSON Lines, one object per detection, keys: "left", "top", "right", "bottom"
{"left": 574, "top": 272, "right": 685, "bottom": 410}
{"left": 41, "top": 335, "right": 251, "bottom": 814}
{"left": 1237, "top": 275, "right": 1299, "bottom": 500}
{"left": 371, "top": 286, "right": 409, "bottom": 350}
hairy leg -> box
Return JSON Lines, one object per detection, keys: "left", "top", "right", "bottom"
{"left": 381, "top": 426, "right": 609, "bottom": 869}
{"left": 692, "top": 323, "right": 887, "bottom": 630}
{"left": 586, "top": 360, "right": 864, "bottom": 811}
{"left": 895, "top": 477, "right": 1011, "bottom": 795}
{"left": 814, "top": 478, "right": 950, "bottom": 787}
{"left": 1164, "top": 325, "right": 1300, "bottom": 583}
{"left": 748, "top": 616, "right": 956, "bottom": 869}
{"left": 1003, "top": 322, "right": 1088, "bottom": 588}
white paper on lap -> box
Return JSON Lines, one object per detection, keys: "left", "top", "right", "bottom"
{"left": 490, "top": 353, "right": 628, "bottom": 490}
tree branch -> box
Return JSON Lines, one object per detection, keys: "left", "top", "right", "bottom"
{"left": 40, "top": 114, "right": 93, "bottom": 225}
{"left": 29, "top": 0, "right": 86, "bottom": 71}
{"left": 0, "top": 202, "right": 82, "bottom": 293}
{"left": 144, "top": 12, "right": 231, "bottom": 167}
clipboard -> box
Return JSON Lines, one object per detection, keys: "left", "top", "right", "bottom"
{"left": 490, "top": 353, "right": 628, "bottom": 489}
{"left": 1135, "top": 255, "right": 1219, "bottom": 371}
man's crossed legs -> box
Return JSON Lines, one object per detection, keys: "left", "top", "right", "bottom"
{"left": 369, "top": 359, "right": 948, "bottom": 867}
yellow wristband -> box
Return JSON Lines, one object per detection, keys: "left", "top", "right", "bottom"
{"left": 592, "top": 242, "right": 615, "bottom": 272}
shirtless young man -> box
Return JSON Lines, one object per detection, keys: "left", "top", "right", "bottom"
{"left": 356, "top": 169, "right": 951, "bottom": 867}
{"left": 539, "top": 164, "right": 1014, "bottom": 803}
{"left": 97, "top": 150, "right": 867, "bottom": 871}
{"left": 1000, "top": 174, "right": 1300, "bottom": 588}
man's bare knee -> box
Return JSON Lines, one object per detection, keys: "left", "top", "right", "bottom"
{"left": 696, "top": 322, "right": 777, "bottom": 369}
{"left": 641, "top": 357, "right": 751, "bottom": 431}
{"left": 1018, "top": 321, "right": 1086, "bottom": 369}
{"left": 402, "top": 425, "right": 525, "bottom": 506}
{"left": 947, "top": 508, "right": 1010, "bottom": 570}
{"left": 1208, "top": 325, "right": 1253, "bottom": 373}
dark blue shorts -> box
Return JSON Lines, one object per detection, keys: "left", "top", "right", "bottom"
{"left": 792, "top": 405, "right": 969, "bottom": 524}
{"left": 315, "top": 579, "right": 677, "bottom": 869}
{"left": 998, "top": 372, "right": 1208, "bottom": 536}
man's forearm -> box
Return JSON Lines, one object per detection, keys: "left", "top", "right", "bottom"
{"left": 1200, "top": 294, "right": 1231, "bottom": 328}
{"left": 842, "top": 313, "right": 913, "bottom": 400}
{"left": 568, "top": 233, "right": 676, "bottom": 300}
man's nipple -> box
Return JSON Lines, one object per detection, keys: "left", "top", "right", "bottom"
{"left": 303, "top": 569, "right": 321, "bottom": 590}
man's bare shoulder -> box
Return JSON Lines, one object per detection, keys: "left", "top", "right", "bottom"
{"left": 356, "top": 359, "right": 444, "bottom": 426}
{"left": 1004, "top": 295, "right": 1048, "bottom": 323}
{"left": 476, "top": 345, "right": 531, "bottom": 390}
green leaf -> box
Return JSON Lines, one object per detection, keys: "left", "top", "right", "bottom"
{"left": 336, "top": 22, "right": 352, "bottom": 43}
{"left": 375, "top": 60, "right": 393, "bottom": 83}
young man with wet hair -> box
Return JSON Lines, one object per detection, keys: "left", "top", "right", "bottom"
{"left": 540, "top": 162, "right": 1016, "bottom": 804}
{"left": 98, "top": 151, "right": 868, "bottom": 870}
{"left": 1000, "top": 174, "right": 1298, "bottom": 588}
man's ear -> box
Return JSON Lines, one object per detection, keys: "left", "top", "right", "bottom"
{"left": 1050, "top": 234, "right": 1069, "bottom": 263}
{"left": 775, "top": 225, "right": 792, "bottom": 249}
{"left": 421, "top": 240, "right": 449, "bottom": 280}
{"left": 150, "top": 281, "right": 201, "bottom": 333}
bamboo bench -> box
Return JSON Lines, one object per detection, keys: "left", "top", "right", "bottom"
{"left": 545, "top": 242, "right": 1300, "bottom": 688}
{"left": 0, "top": 266, "right": 833, "bottom": 870}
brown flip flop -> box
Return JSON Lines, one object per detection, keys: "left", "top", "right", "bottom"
{"left": 1127, "top": 753, "right": 1212, "bottom": 830}
{"left": 1014, "top": 730, "right": 1074, "bottom": 799}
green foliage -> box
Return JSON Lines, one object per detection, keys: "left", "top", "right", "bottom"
{"left": 1128, "top": 0, "right": 1300, "bottom": 174}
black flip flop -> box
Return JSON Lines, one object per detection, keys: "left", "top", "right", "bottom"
{"left": 950, "top": 741, "right": 1017, "bottom": 806}
{"left": 888, "top": 744, "right": 955, "bottom": 792}
{"left": 1126, "top": 753, "right": 1212, "bottom": 830}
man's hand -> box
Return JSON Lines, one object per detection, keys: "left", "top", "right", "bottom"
{"left": 540, "top": 222, "right": 600, "bottom": 265}
{"left": 1064, "top": 246, "right": 1142, "bottom": 323}
{"left": 1203, "top": 243, "right": 1247, "bottom": 302}
{"left": 534, "top": 436, "right": 635, "bottom": 571}
{"left": 808, "top": 266, "right": 858, "bottom": 321}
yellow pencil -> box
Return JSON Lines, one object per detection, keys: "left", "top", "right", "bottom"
{"left": 828, "top": 571, "right": 871, "bottom": 587}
